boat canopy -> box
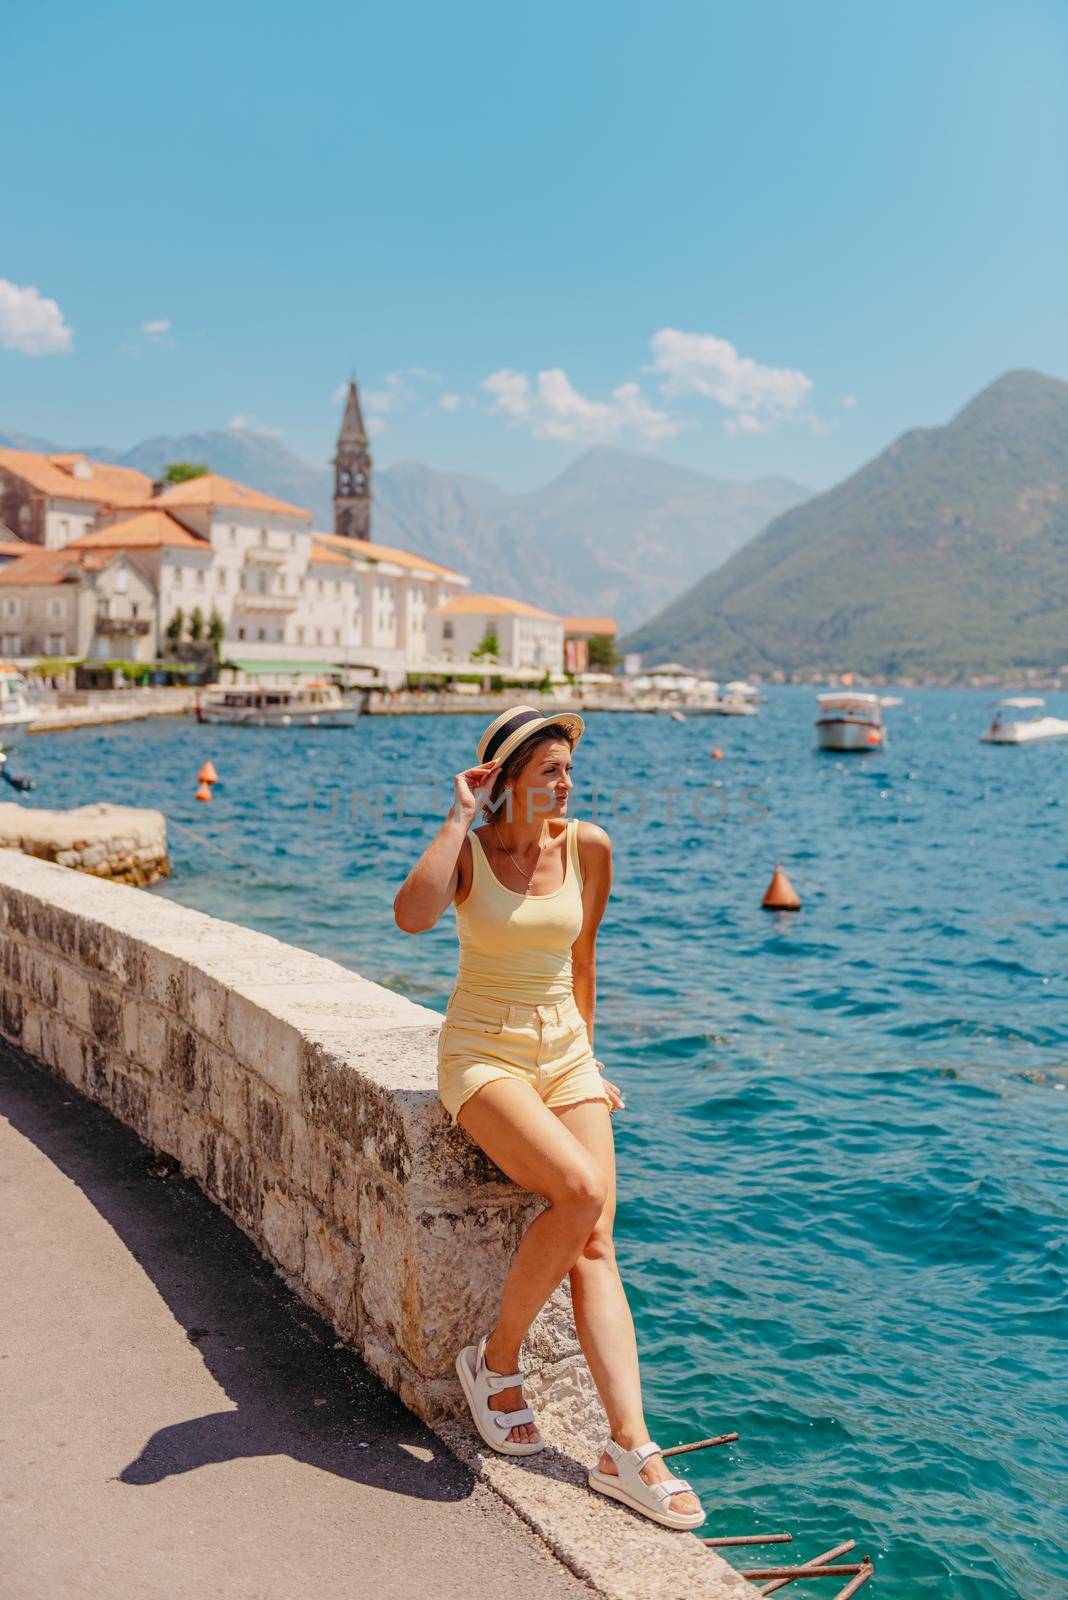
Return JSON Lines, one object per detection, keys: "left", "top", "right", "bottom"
{"left": 816, "top": 691, "right": 882, "bottom": 707}
{"left": 992, "top": 696, "right": 1045, "bottom": 709}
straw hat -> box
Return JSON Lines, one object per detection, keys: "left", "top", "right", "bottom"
{"left": 476, "top": 704, "right": 585, "bottom": 768}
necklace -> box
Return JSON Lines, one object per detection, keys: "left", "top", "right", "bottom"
{"left": 493, "top": 821, "right": 545, "bottom": 885}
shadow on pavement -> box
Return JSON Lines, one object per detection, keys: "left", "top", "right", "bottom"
{"left": 0, "top": 1043, "right": 473, "bottom": 1504}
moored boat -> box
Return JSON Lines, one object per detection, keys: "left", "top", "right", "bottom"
{"left": 195, "top": 678, "right": 358, "bottom": 727}
{"left": 815, "top": 690, "right": 885, "bottom": 752}
{"left": 0, "top": 663, "right": 38, "bottom": 745}
{"left": 980, "top": 697, "right": 1068, "bottom": 745}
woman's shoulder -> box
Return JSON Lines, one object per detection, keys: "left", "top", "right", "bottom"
{"left": 572, "top": 817, "right": 611, "bottom": 859}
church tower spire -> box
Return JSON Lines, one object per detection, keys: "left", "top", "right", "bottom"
{"left": 333, "top": 378, "right": 372, "bottom": 539}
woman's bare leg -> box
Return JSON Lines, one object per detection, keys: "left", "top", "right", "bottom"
{"left": 552, "top": 1099, "right": 701, "bottom": 1515}
{"left": 456, "top": 1078, "right": 609, "bottom": 1443}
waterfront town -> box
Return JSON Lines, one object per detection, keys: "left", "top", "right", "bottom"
{"left": 0, "top": 380, "right": 618, "bottom": 693}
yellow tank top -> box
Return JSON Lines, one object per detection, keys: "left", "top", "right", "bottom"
{"left": 454, "top": 817, "right": 585, "bottom": 1003}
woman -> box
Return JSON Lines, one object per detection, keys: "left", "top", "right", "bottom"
{"left": 393, "top": 705, "right": 705, "bottom": 1531}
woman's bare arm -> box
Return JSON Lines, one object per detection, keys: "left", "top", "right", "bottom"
{"left": 393, "top": 758, "right": 499, "bottom": 933}
{"left": 570, "top": 821, "right": 612, "bottom": 1046}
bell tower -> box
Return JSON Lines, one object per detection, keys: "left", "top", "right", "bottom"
{"left": 333, "top": 378, "right": 372, "bottom": 539}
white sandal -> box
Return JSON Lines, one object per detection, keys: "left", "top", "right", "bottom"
{"left": 455, "top": 1332, "right": 545, "bottom": 1456}
{"left": 588, "top": 1438, "right": 706, "bottom": 1529}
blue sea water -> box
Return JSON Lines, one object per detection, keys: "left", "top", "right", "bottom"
{"left": 18, "top": 688, "right": 1068, "bottom": 1598}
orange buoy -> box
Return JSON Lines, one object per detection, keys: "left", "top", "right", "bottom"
{"left": 195, "top": 781, "right": 213, "bottom": 803}
{"left": 198, "top": 759, "right": 219, "bottom": 784}
{"left": 762, "top": 864, "right": 801, "bottom": 912}
{"left": 711, "top": 746, "right": 724, "bottom": 760}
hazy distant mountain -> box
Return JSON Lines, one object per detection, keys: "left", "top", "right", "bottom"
{"left": 0, "top": 427, "right": 809, "bottom": 631}
{"left": 624, "top": 370, "right": 1068, "bottom": 679}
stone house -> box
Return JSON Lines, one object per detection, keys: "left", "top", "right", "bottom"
{"left": 0, "top": 449, "right": 152, "bottom": 549}
{"left": 0, "top": 547, "right": 157, "bottom": 661}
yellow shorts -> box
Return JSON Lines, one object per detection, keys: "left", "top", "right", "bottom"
{"left": 436, "top": 987, "right": 613, "bottom": 1127}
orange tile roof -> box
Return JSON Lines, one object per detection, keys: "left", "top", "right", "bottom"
{"left": 313, "top": 530, "right": 463, "bottom": 579}
{"left": 156, "top": 473, "right": 311, "bottom": 521}
{"left": 0, "top": 547, "right": 119, "bottom": 586}
{"left": 0, "top": 448, "right": 153, "bottom": 506}
{"left": 563, "top": 615, "right": 617, "bottom": 635}
{"left": 68, "top": 510, "right": 211, "bottom": 551}
{"left": 309, "top": 537, "right": 352, "bottom": 566}
{"left": 427, "top": 592, "right": 561, "bottom": 621}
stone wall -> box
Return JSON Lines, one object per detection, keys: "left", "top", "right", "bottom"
{"left": 0, "top": 848, "right": 759, "bottom": 1599}
{"left": 0, "top": 848, "right": 592, "bottom": 1429}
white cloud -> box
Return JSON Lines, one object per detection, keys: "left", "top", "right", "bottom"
{"left": 649, "top": 328, "right": 812, "bottom": 432}
{"left": 840, "top": 393, "right": 857, "bottom": 409}
{"left": 483, "top": 367, "right": 679, "bottom": 444}
{"left": 228, "top": 415, "right": 283, "bottom": 439}
{"left": 439, "top": 391, "right": 463, "bottom": 412}
{"left": 724, "top": 413, "right": 768, "bottom": 436}
{"left": 0, "top": 278, "right": 73, "bottom": 355}
{"left": 141, "top": 317, "right": 172, "bottom": 342}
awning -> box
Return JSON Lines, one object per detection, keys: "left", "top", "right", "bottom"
{"left": 222, "top": 658, "right": 344, "bottom": 677}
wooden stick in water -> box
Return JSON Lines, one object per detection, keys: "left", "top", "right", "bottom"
{"left": 703, "top": 1533, "right": 793, "bottom": 1548}
{"left": 743, "top": 1565, "right": 862, "bottom": 1581}
{"left": 759, "top": 1540, "right": 856, "bottom": 1594}
{"left": 828, "top": 1564, "right": 873, "bottom": 1600}
{"left": 662, "top": 1432, "right": 739, "bottom": 1456}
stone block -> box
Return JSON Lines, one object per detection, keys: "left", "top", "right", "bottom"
{"left": 226, "top": 990, "right": 302, "bottom": 1101}
{"left": 261, "top": 1184, "right": 304, "bottom": 1277}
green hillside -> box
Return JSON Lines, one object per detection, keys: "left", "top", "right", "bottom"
{"left": 623, "top": 370, "right": 1068, "bottom": 679}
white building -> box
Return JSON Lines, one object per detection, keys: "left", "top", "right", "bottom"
{"left": 425, "top": 593, "right": 564, "bottom": 675}
{"left": 0, "top": 546, "right": 157, "bottom": 662}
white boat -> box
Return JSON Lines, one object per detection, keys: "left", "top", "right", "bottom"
{"left": 815, "top": 690, "right": 885, "bottom": 752}
{"left": 195, "top": 678, "right": 358, "bottom": 728}
{"left": 0, "top": 664, "right": 38, "bottom": 744}
{"left": 980, "top": 697, "right": 1068, "bottom": 745}
{"left": 703, "top": 679, "right": 761, "bottom": 716}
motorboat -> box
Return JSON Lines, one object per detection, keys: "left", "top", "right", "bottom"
{"left": 0, "top": 664, "right": 38, "bottom": 745}
{"left": 980, "top": 697, "right": 1068, "bottom": 745}
{"left": 703, "top": 680, "right": 761, "bottom": 716}
{"left": 815, "top": 690, "right": 885, "bottom": 752}
{"left": 195, "top": 678, "right": 359, "bottom": 727}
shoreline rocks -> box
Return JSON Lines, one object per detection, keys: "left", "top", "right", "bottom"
{"left": 0, "top": 801, "right": 169, "bottom": 886}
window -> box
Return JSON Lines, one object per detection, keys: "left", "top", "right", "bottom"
{"left": 47, "top": 598, "right": 65, "bottom": 619}
{"left": 45, "top": 633, "right": 65, "bottom": 655}
{"left": 114, "top": 567, "right": 129, "bottom": 594}
{"left": 318, "top": 579, "right": 324, "bottom": 595}
{"left": 2, "top": 598, "right": 20, "bottom": 619}
{"left": 196, "top": 568, "right": 205, "bottom": 587}
{"left": 278, "top": 574, "right": 286, "bottom": 593}
{"left": 230, "top": 527, "right": 237, "bottom": 544}
{"left": 333, "top": 628, "right": 340, "bottom": 645}
{"left": 334, "top": 581, "right": 341, "bottom": 597}
{"left": 315, "top": 628, "right": 323, "bottom": 645}
{"left": 59, "top": 519, "right": 70, "bottom": 540}
{"left": 257, "top": 570, "right": 267, "bottom": 594}
{"left": 217, "top": 568, "right": 227, "bottom": 588}
{"left": 173, "top": 567, "right": 184, "bottom": 585}
{"left": 443, "top": 620, "right": 454, "bottom": 640}
{"left": 257, "top": 628, "right": 266, "bottom": 641}
{"left": 18, "top": 505, "right": 29, "bottom": 529}
{"left": 1, "top": 633, "right": 21, "bottom": 654}
{"left": 296, "top": 625, "right": 305, "bottom": 644}
{"left": 237, "top": 626, "right": 246, "bottom": 641}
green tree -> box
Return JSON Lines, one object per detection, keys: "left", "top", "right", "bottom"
{"left": 470, "top": 628, "right": 500, "bottom": 661}
{"left": 587, "top": 634, "right": 621, "bottom": 671}
{"left": 188, "top": 605, "right": 205, "bottom": 643}
{"left": 165, "top": 609, "right": 184, "bottom": 650}
{"left": 207, "top": 607, "right": 225, "bottom": 662}
{"left": 162, "top": 462, "right": 209, "bottom": 484}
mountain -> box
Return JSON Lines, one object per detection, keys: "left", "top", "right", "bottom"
{"left": 0, "top": 428, "right": 809, "bottom": 631}
{"left": 623, "top": 370, "right": 1068, "bottom": 679}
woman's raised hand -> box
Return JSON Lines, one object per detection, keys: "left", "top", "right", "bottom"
{"left": 453, "top": 758, "right": 500, "bottom": 822}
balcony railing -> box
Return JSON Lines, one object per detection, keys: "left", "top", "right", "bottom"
{"left": 233, "top": 592, "right": 299, "bottom": 612}
{"left": 95, "top": 617, "right": 152, "bottom": 636}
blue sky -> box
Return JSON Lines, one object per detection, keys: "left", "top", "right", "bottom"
{"left": 3, "top": 0, "right": 1066, "bottom": 492}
